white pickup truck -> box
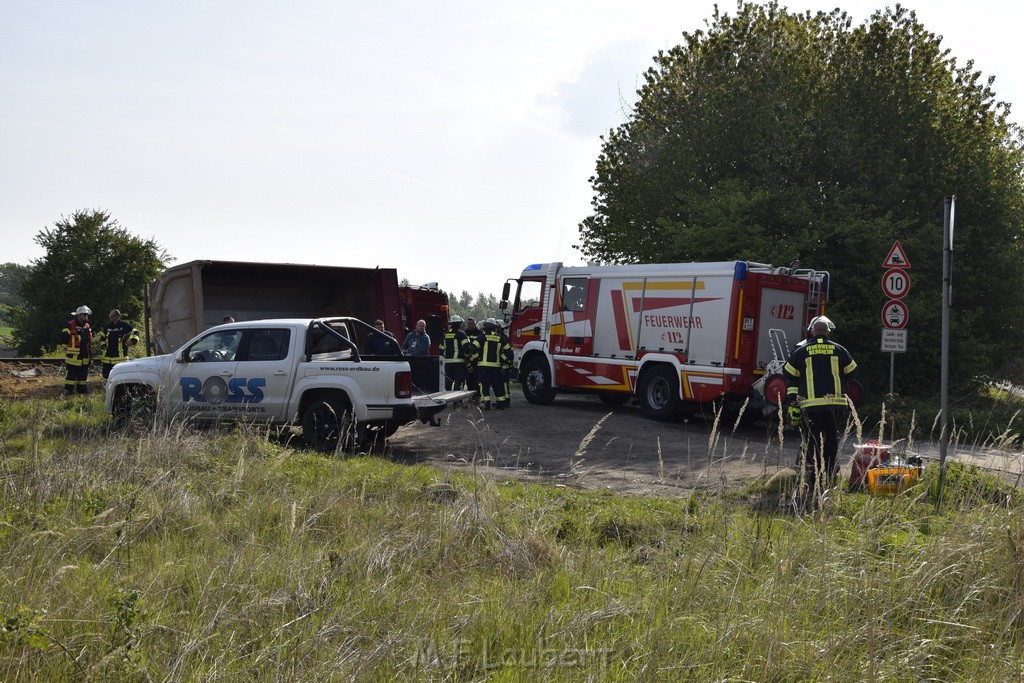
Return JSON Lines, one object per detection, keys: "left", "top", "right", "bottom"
{"left": 105, "top": 317, "right": 473, "bottom": 451}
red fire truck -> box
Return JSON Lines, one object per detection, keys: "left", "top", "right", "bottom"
{"left": 498, "top": 260, "right": 837, "bottom": 420}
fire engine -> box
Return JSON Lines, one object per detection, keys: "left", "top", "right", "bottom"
{"left": 498, "top": 260, "right": 843, "bottom": 420}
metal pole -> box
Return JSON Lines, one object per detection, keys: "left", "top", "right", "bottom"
{"left": 935, "top": 195, "right": 954, "bottom": 513}
{"left": 889, "top": 352, "right": 894, "bottom": 395}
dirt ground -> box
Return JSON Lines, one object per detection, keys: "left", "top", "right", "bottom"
{"left": 386, "top": 394, "right": 804, "bottom": 497}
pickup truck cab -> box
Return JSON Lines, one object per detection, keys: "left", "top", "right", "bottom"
{"left": 105, "top": 317, "right": 473, "bottom": 451}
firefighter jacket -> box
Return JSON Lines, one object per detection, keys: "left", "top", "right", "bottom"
{"left": 782, "top": 335, "right": 857, "bottom": 409}
{"left": 96, "top": 318, "right": 140, "bottom": 365}
{"left": 442, "top": 328, "right": 473, "bottom": 364}
{"left": 475, "top": 330, "right": 513, "bottom": 369}
{"left": 60, "top": 318, "right": 93, "bottom": 366}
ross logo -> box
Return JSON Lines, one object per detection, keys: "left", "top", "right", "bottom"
{"left": 180, "top": 376, "right": 266, "bottom": 404}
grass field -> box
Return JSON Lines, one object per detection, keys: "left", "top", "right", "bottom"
{"left": 1, "top": 394, "right": 1022, "bottom": 681}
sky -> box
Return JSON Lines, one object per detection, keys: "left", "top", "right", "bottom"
{"left": 2, "top": 1, "right": 1021, "bottom": 299}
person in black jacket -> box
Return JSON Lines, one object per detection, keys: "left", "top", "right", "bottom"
{"left": 362, "top": 319, "right": 400, "bottom": 355}
{"left": 96, "top": 309, "right": 140, "bottom": 379}
{"left": 440, "top": 315, "right": 474, "bottom": 390}
{"left": 783, "top": 315, "right": 858, "bottom": 501}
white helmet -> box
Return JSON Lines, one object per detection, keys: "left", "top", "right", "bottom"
{"left": 808, "top": 315, "right": 835, "bottom": 333}
{"left": 449, "top": 315, "right": 464, "bottom": 323}
{"left": 484, "top": 317, "right": 497, "bottom": 326}
{"left": 74, "top": 305, "right": 92, "bottom": 316}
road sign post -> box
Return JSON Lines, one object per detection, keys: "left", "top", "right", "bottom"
{"left": 881, "top": 241, "right": 911, "bottom": 395}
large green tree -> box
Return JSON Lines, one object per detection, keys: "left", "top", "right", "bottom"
{"left": 578, "top": 2, "right": 1024, "bottom": 395}
{"left": 12, "top": 210, "right": 168, "bottom": 355}
{"left": 0, "top": 262, "right": 31, "bottom": 326}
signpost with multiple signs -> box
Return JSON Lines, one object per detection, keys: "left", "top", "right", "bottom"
{"left": 881, "top": 240, "right": 910, "bottom": 392}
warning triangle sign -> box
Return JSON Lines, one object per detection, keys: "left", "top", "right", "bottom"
{"left": 883, "top": 240, "right": 911, "bottom": 268}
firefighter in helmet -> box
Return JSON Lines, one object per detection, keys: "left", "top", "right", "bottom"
{"left": 96, "top": 308, "right": 140, "bottom": 379}
{"left": 782, "top": 315, "right": 858, "bottom": 504}
{"left": 463, "top": 317, "right": 486, "bottom": 393}
{"left": 441, "top": 315, "right": 474, "bottom": 390}
{"left": 497, "top": 319, "right": 514, "bottom": 408}
{"left": 474, "top": 318, "right": 513, "bottom": 410}
{"left": 61, "top": 305, "right": 94, "bottom": 395}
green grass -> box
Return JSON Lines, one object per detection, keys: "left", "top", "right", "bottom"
{"left": 1, "top": 396, "right": 1023, "bottom": 680}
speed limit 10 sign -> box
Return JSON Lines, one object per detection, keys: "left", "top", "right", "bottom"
{"left": 882, "top": 268, "right": 910, "bottom": 299}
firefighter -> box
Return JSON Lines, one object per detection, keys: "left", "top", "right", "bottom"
{"left": 782, "top": 315, "right": 858, "bottom": 504}
{"left": 61, "top": 305, "right": 94, "bottom": 395}
{"left": 498, "top": 320, "right": 514, "bottom": 408}
{"left": 96, "top": 309, "right": 140, "bottom": 379}
{"left": 475, "top": 318, "right": 513, "bottom": 410}
{"left": 463, "top": 316, "right": 486, "bottom": 393}
{"left": 441, "top": 315, "right": 474, "bottom": 390}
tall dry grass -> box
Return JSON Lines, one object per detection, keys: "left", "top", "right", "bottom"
{"left": 0, "top": 395, "right": 1022, "bottom": 680}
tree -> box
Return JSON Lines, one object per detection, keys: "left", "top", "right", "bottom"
{"left": 0, "top": 262, "right": 31, "bottom": 326}
{"left": 444, "top": 289, "right": 502, "bottom": 322}
{"left": 578, "top": 2, "right": 1024, "bottom": 395}
{"left": 12, "top": 210, "right": 168, "bottom": 355}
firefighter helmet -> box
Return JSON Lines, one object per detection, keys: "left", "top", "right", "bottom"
{"left": 73, "top": 305, "right": 92, "bottom": 316}
{"left": 449, "top": 315, "right": 464, "bottom": 324}
{"left": 483, "top": 317, "right": 497, "bottom": 328}
{"left": 808, "top": 315, "right": 834, "bottom": 333}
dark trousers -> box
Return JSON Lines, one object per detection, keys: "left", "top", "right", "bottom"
{"left": 64, "top": 363, "right": 90, "bottom": 394}
{"left": 477, "top": 366, "right": 506, "bottom": 406}
{"left": 800, "top": 407, "right": 846, "bottom": 493}
{"left": 444, "top": 362, "right": 467, "bottom": 391}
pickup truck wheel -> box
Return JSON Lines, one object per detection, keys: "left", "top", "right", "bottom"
{"left": 111, "top": 385, "right": 155, "bottom": 429}
{"left": 302, "top": 399, "right": 355, "bottom": 453}
{"left": 520, "top": 357, "right": 556, "bottom": 405}
{"left": 638, "top": 366, "right": 682, "bottom": 421}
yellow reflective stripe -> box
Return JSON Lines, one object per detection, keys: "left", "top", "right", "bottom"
{"left": 805, "top": 357, "right": 815, "bottom": 398}
{"left": 801, "top": 396, "right": 850, "bottom": 407}
{"left": 843, "top": 359, "right": 857, "bottom": 374}
{"left": 783, "top": 362, "right": 799, "bottom": 377}
{"left": 831, "top": 356, "right": 840, "bottom": 394}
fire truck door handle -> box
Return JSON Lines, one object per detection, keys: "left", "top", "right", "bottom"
{"left": 533, "top": 326, "right": 540, "bottom": 336}
{"left": 572, "top": 337, "right": 585, "bottom": 343}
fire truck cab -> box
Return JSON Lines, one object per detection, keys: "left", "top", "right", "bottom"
{"left": 499, "top": 260, "right": 830, "bottom": 420}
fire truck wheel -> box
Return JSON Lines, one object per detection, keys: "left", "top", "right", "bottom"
{"left": 520, "top": 356, "right": 557, "bottom": 405}
{"left": 638, "top": 365, "right": 682, "bottom": 421}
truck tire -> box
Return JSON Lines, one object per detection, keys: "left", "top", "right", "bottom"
{"left": 638, "top": 365, "right": 682, "bottom": 421}
{"left": 520, "top": 356, "right": 556, "bottom": 405}
{"left": 302, "top": 398, "right": 355, "bottom": 453}
{"left": 111, "top": 385, "right": 155, "bottom": 429}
